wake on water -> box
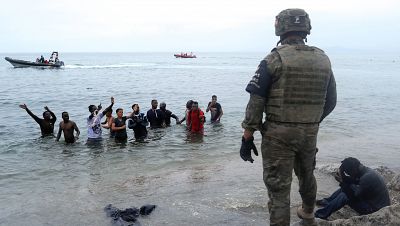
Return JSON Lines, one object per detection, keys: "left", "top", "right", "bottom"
{"left": 64, "top": 62, "right": 157, "bottom": 69}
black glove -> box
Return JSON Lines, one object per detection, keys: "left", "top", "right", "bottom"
{"left": 240, "top": 136, "right": 258, "bottom": 163}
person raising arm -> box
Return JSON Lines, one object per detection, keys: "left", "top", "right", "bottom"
{"left": 19, "top": 104, "right": 57, "bottom": 137}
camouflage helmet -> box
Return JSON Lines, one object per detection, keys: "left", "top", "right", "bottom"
{"left": 275, "top": 8, "right": 311, "bottom": 36}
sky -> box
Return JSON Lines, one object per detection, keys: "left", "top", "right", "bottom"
{"left": 1, "top": 0, "right": 399, "bottom": 52}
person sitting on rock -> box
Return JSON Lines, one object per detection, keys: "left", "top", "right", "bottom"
{"left": 315, "top": 157, "right": 391, "bottom": 220}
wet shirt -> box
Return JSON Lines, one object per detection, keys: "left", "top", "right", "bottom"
{"left": 146, "top": 109, "right": 163, "bottom": 128}
{"left": 87, "top": 112, "right": 104, "bottom": 139}
{"left": 27, "top": 109, "right": 56, "bottom": 136}
{"left": 113, "top": 117, "right": 127, "bottom": 140}
{"left": 158, "top": 109, "right": 178, "bottom": 126}
{"left": 188, "top": 109, "right": 205, "bottom": 133}
{"left": 128, "top": 113, "right": 148, "bottom": 140}
{"left": 38, "top": 118, "right": 56, "bottom": 136}
{"left": 208, "top": 102, "right": 222, "bottom": 122}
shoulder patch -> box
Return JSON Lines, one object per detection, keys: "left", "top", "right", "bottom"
{"left": 245, "top": 60, "right": 272, "bottom": 97}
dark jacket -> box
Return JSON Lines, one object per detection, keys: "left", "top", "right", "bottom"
{"left": 146, "top": 109, "right": 163, "bottom": 128}
{"left": 344, "top": 166, "right": 391, "bottom": 212}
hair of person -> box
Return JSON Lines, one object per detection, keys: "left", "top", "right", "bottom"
{"left": 151, "top": 99, "right": 157, "bottom": 103}
{"left": 132, "top": 104, "right": 138, "bottom": 109}
{"left": 62, "top": 111, "right": 68, "bottom": 116}
{"left": 192, "top": 101, "right": 198, "bottom": 105}
{"left": 88, "top": 105, "right": 96, "bottom": 113}
{"left": 212, "top": 95, "right": 217, "bottom": 98}
{"left": 116, "top": 108, "right": 123, "bottom": 113}
{"left": 341, "top": 157, "right": 361, "bottom": 175}
{"left": 42, "top": 111, "right": 50, "bottom": 117}
{"left": 186, "top": 100, "right": 193, "bottom": 109}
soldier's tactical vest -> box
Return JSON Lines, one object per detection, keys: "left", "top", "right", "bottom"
{"left": 266, "top": 44, "right": 332, "bottom": 123}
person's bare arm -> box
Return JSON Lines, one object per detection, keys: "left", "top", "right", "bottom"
{"left": 112, "top": 121, "right": 126, "bottom": 131}
{"left": 73, "top": 122, "right": 80, "bottom": 139}
{"left": 178, "top": 115, "right": 186, "bottom": 124}
{"left": 20, "top": 104, "right": 41, "bottom": 124}
{"left": 56, "top": 123, "right": 62, "bottom": 141}
{"left": 111, "top": 118, "right": 126, "bottom": 131}
{"left": 45, "top": 106, "right": 57, "bottom": 123}
{"left": 111, "top": 122, "right": 117, "bottom": 131}
{"left": 217, "top": 108, "right": 223, "bottom": 121}
{"left": 101, "top": 97, "right": 115, "bottom": 115}
{"left": 102, "top": 117, "right": 113, "bottom": 129}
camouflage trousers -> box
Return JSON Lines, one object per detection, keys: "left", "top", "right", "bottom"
{"left": 261, "top": 122, "right": 319, "bottom": 226}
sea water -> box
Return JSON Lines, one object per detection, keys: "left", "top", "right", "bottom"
{"left": 0, "top": 52, "right": 399, "bottom": 225}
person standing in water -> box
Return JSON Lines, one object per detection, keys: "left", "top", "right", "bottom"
{"left": 127, "top": 104, "right": 149, "bottom": 141}
{"left": 178, "top": 100, "right": 193, "bottom": 127}
{"left": 101, "top": 108, "right": 115, "bottom": 138}
{"left": 146, "top": 99, "right": 163, "bottom": 129}
{"left": 56, "top": 112, "right": 80, "bottom": 143}
{"left": 19, "top": 104, "right": 57, "bottom": 137}
{"left": 112, "top": 108, "right": 128, "bottom": 142}
{"left": 86, "top": 97, "right": 114, "bottom": 142}
{"left": 187, "top": 101, "right": 205, "bottom": 134}
{"left": 158, "top": 102, "right": 180, "bottom": 127}
{"left": 206, "top": 95, "right": 223, "bottom": 123}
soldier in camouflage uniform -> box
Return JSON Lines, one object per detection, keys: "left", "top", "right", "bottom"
{"left": 240, "top": 8, "right": 337, "bottom": 226}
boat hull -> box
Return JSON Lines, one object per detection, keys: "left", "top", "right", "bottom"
{"left": 4, "top": 57, "right": 64, "bottom": 68}
{"left": 174, "top": 54, "right": 196, "bottom": 58}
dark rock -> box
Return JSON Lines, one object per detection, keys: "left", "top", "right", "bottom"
{"left": 139, "top": 205, "right": 156, "bottom": 215}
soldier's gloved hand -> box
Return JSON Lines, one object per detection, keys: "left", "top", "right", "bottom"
{"left": 240, "top": 136, "right": 258, "bottom": 163}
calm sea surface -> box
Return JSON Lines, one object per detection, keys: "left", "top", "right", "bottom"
{"left": 0, "top": 52, "right": 399, "bottom": 225}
